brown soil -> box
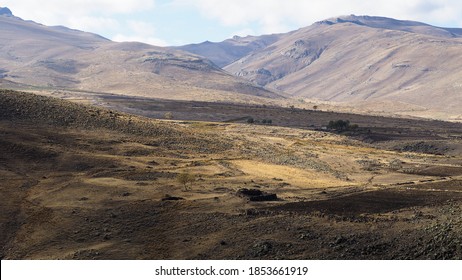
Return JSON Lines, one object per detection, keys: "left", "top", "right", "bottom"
{"left": 1, "top": 90, "right": 462, "bottom": 260}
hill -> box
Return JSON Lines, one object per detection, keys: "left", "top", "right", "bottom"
{"left": 0, "top": 9, "right": 281, "bottom": 103}
{"left": 223, "top": 15, "right": 462, "bottom": 120}
{"left": 2, "top": 89, "right": 462, "bottom": 259}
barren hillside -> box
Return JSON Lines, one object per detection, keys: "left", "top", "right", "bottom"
{"left": 176, "top": 34, "right": 282, "bottom": 67}
{"left": 224, "top": 15, "right": 462, "bottom": 121}
{"left": 2, "top": 90, "right": 462, "bottom": 259}
{"left": 0, "top": 10, "right": 281, "bottom": 102}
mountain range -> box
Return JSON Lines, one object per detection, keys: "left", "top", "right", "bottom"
{"left": 0, "top": 8, "right": 280, "bottom": 103}
{"left": 201, "top": 15, "right": 462, "bottom": 120}
{"left": 1, "top": 8, "right": 462, "bottom": 120}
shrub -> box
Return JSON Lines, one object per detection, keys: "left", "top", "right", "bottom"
{"left": 164, "top": 112, "right": 173, "bottom": 119}
{"left": 247, "top": 117, "right": 254, "bottom": 124}
{"left": 327, "top": 119, "right": 358, "bottom": 131}
{"left": 177, "top": 172, "right": 195, "bottom": 191}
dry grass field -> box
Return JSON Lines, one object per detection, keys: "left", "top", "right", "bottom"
{"left": 1, "top": 90, "right": 462, "bottom": 259}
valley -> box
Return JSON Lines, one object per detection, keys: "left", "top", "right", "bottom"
{"left": 1, "top": 90, "right": 462, "bottom": 259}
{"left": 1, "top": 7, "right": 462, "bottom": 260}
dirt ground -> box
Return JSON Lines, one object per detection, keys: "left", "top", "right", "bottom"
{"left": 1, "top": 90, "right": 462, "bottom": 259}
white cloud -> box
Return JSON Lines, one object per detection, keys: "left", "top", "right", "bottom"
{"left": 67, "top": 16, "right": 120, "bottom": 34}
{"left": 112, "top": 34, "right": 168, "bottom": 46}
{"left": 2, "top": 0, "right": 161, "bottom": 44}
{"left": 3, "top": 0, "right": 462, "bottom": 46}
{"left": 174, "top": 0, "right": 462, "bottom": 34}
{"left": 1, "top": 0, "right": 156, "bottom": 30}
{"left": 112, "top": 20, "right": 168, "bottom": 46}
{"left": 3, "top": 0, "right": 155, "bottom": 18}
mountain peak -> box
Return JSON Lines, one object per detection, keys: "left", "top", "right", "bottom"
{"left": 0, "top": 7, "right": 13, "bottom": 17}
{"left": 313, "top": 14, "right": 460, "bottom": 38}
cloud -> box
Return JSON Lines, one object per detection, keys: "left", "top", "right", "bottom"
{"left": 2, "top": 0, "right": 156, "bottom": 29}
{"left": 2, "top": 0, "right": 161, "bottom": 44}
{"left": 112, "top": 34, "right": 168, "bottom": 46}
{"left": 4, "top": 0, "right": 462, "bottom": 46}
{"left": 67, "top": 16, "right": 120, "bottom": 34}
{"left": 3, "top": 0, "right": 155, "bottom": 17}
{"left": 112, "top": 20, "right": 168, "bottom": 46}
{"left": 174, "top": 0, "right": 462, "bottom": 34}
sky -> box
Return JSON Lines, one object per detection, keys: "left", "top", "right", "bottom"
{"left": 3, "top": 0, "right": 462, "bottom": 46}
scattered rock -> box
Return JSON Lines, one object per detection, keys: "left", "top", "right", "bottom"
{"left": 250, "top": 241, "right": 273, "bottom": 257}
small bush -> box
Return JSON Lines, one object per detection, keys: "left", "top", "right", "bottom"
{"left": 327, "top": 119, "right": 358, "bottom": 131}
{"left": 247, "top": 117, "right": 254, "bottom": 124}
{"left": 177, "top": 172, "right": 195, "bottom": 191}
{"left": 164, "top": 112, "right": 173, "bottom": 119}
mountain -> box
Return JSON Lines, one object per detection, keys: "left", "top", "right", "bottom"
{"left": 0, "top": 8, "right": 282, "bottom": 103}
{"left": 0, "top": 7, "right": 13, "bottom": 16}
{"left": 176, "top": 34, "right": 282, "bottom": 67}
{"left": 223, "top": 15, "right": 462, "bottom": 120}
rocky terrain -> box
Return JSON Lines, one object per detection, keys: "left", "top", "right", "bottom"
{"left": 1, "top": 90, "right": 462, "bottom": 259}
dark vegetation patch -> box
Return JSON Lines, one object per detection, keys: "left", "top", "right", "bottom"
{"left": 408, "top": 180, "right": 462, "bottom": 192}
{"left": 91, "top": 170, "right": 174, "bottom": 181}
{"left": 36, "top": 59, "right": 86, "bottom": 75}
{"left": 0, "top": 138, "right": 58, "bottom": 162}
{"left": 84, "top": 93, "right": 462, "bottom": 158}
{"left": 237, "top": 188, "right": 278, "bottom": 201}
{"left": 403, "top": 166, "right": 462, "bottom": 177}
{"left": 396, "top": 141, "right": 450, "bottom": 155}
{"left": 0, "top": 90, "right": 177, "bottom": 137}
{"left": 0, "top": 90, "right": 232, "bottom": 154}
{"left": 269, "top": 189, "right": 462, "bottom": 216}
{"left": 161, "top": 195, "right": 185, "bottom": 201}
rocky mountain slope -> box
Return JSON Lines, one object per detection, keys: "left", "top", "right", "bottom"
{"left": 176, "top": 34, "right": 282, "bottom": 67}
{"left": 0, "top": 9, "right": 281, "bottom": 102}
{"left": 223, "top": 16, "right": 462, "bottom": 120}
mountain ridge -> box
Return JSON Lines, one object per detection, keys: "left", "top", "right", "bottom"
{"left": 176, "top": 33, "right": 283, "bottom": 67}
{"left": 0, "top": 7, "right": 13, "bottom": 16}
{"left": 219, "top": 15, "right": 462, "bottom": 120}
{"left": 0, "top": 8, "right": 282, "bottom": 103}
{"left": 1, "top": 8, "right": 461, "bottom": 120}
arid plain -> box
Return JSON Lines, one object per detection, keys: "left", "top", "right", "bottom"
{"left": 1, "top": 90, "right": 462, "bottom": 259}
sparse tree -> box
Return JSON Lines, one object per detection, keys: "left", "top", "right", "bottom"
{"left": 177, "top": 172, "right": 195, "bottom": 191}
{"left": 327, "top": 119, "right": 357, "bottom": 131}
{"left": 164, "top": 112, "right": 173, "bottom": 119}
